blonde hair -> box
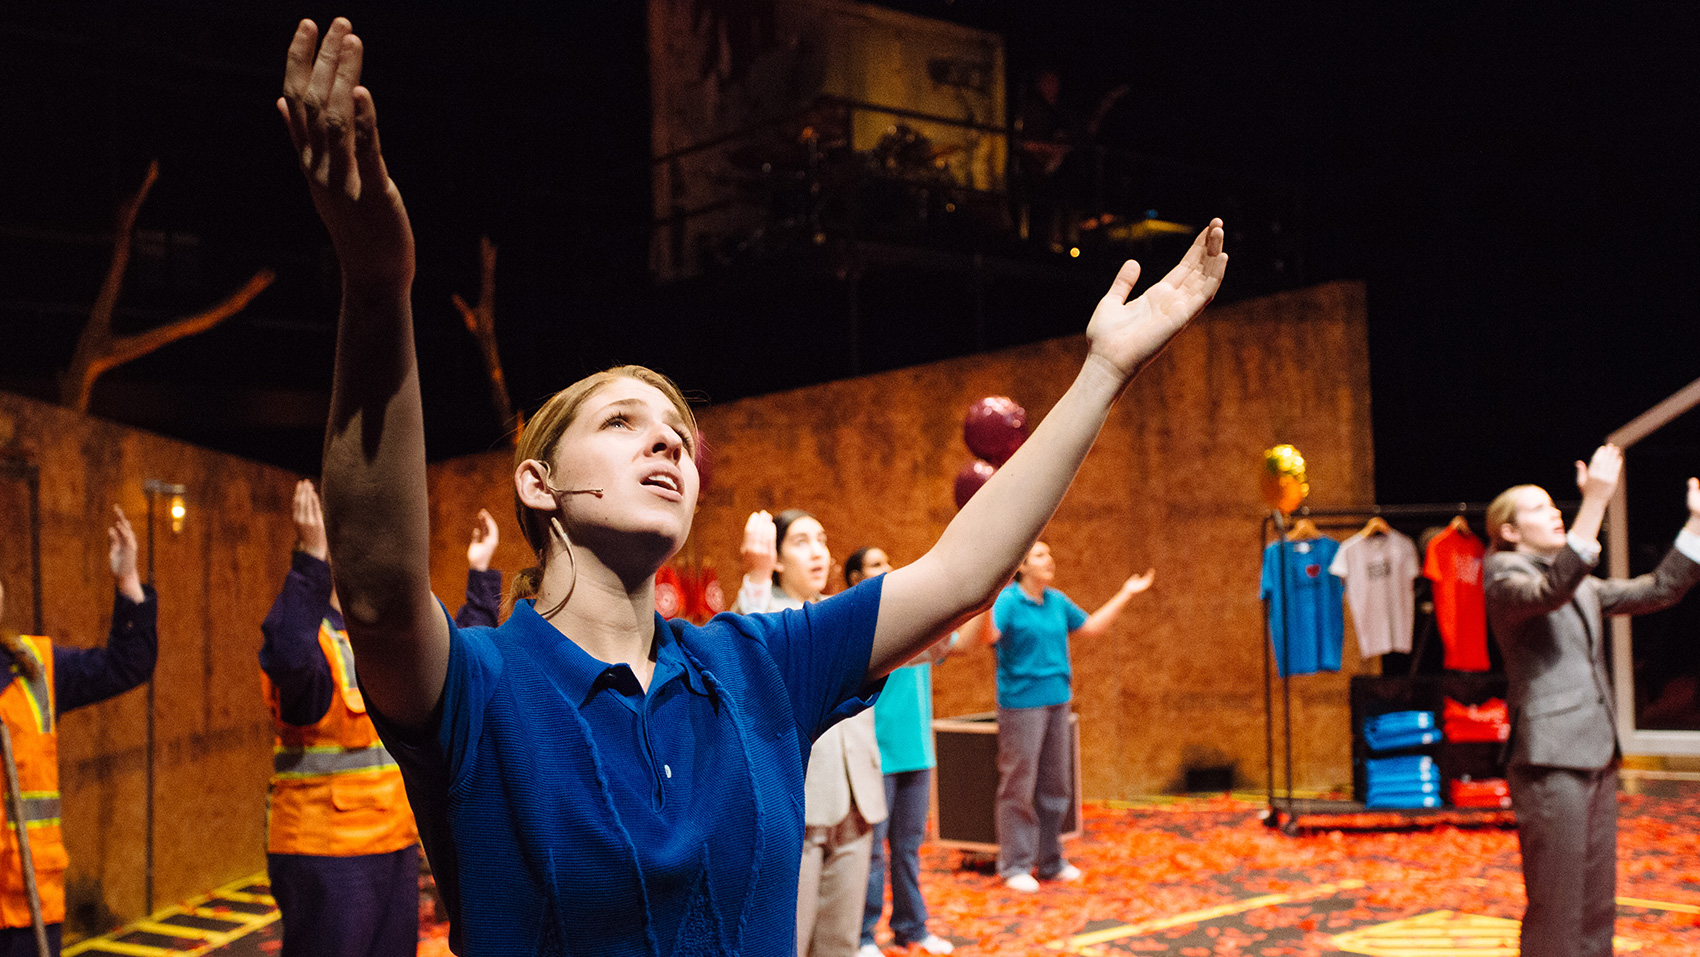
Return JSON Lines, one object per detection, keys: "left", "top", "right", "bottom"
{"left": 1486, "top": 484, "right": 1542, "bottom": 550}
{"left": 506, "top": 366, "right": 697, "bottom": 615}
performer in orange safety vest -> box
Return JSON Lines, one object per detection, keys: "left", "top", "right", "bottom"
{"left": 261, "top": 480, "right": 501, "bottom": 957}
{"left": 1, "top": 506, "right": 158, "bottom": 957}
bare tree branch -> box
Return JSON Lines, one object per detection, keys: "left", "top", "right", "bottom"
{"left": 452, "top": 235, "right": 522, "bottom": 444}
{"left": 61, "top": 162, "right": 275, "bottom": 412}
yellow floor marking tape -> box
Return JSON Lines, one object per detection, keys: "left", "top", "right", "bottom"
{"left": 64, "top": 873, "right": 277, "bottom": 957}
{"left": 1332, "top": 910, "right": 1642, "bottom": 956}
{"left": 1617, "top": 895, "right": 1700, "bottom": 914}
{"left": 1046, "top": 879, "right": 1367, "bottom": 953}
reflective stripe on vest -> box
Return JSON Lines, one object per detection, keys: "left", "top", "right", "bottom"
{"left": 324, "top": 620, "right": 358, "bottom": 692}
{"left": 272, "top": 743, "right": 399, "bottom": 778}
{"left": 11, "top": 642, "right": 52, "bottom": 736}
{"left": 17, "top": 792, "right": 60, "bottom": 829}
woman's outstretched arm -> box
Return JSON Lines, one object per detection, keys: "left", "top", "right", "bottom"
{"left": 869, "top": 222, "right": 1226, "bottom": 679}
{"left": 280, "top": 17, "right": 447, "bottom": 729}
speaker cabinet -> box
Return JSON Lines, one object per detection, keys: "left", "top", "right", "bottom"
{"left": 930, "top": 711, "right": 1081, "bottom": 852}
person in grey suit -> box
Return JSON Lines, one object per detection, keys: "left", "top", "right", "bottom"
{"left": 1485, "top": 443, "right": 1700, "bottom": 957}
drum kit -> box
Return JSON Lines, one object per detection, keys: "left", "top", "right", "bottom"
{"left": 714, "top": 114, "right": 974, "bottom": 257}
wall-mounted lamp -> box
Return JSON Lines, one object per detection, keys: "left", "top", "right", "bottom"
{"left": 144, "top": 480, "right": 187, "bottom": 536}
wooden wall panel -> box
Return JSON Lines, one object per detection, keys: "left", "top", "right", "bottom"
{"left": 424, "top": 280, "right": 1375, "bottom": 798}
{"left": 0, "top": 394, "right": 289, "bottom": 932}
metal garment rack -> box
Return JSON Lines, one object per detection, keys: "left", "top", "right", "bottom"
{"left": 1259, "top": 502, "right": 1502, "bottom": 834}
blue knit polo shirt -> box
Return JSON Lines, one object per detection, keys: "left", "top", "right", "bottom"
{"left": 374, "top": 573, "right": 885, "bottom": 956}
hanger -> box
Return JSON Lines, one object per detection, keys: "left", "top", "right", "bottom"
{"left": 1361, "top": 515, "right": 1392, "bottom": 537}
{"left": 1287, "top": 517, "right": 1321, "bottom": 541}
{"left": 1447, "top": 514, "right": 1474, "bottom": 536}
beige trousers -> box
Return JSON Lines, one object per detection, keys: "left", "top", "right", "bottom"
{"left": 796, "top": 806, "right": 874, "bottom": 957}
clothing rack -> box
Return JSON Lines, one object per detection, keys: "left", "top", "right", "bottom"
{"left": 1259, "top": 502, "right": 1503, "bottom": 834}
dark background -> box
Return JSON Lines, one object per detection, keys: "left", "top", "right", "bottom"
{"left": 3, "top": 0, "right": 1697, "bottom": 510}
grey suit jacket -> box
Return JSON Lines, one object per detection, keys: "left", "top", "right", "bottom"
{"left": 1485, "top": 543, "right": 1700, "bottom": 770}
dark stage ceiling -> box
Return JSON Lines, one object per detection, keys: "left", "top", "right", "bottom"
{"left": 2, "top": 1, "right": 1698, "bottom": 507}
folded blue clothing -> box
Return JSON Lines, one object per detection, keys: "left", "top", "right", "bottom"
{"left": 1365, "top": 710, "right": 1436, "bottom": 735}
{"left": 1367, "top": 780, "right": 1439, "bottom": 800}
{"left": 1365, "top": 755, "right": 1437, "bottom": 778}
{"left": 1367, "top": 778, "right": 1440, "bottom": 800}
{"left": 1363, "top": 727, "right": 1444, "bottom": 751}
{"left": 1365, "top": 792, "right": 1444, "bottom": 809}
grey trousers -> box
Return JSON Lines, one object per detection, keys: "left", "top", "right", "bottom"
{"left": 1507, "top": 762, "right": 1619, "bottom": 957}
{"left": 798, "top": 806, "right": 874, "bottom": 957}
{"left": 995, "top": 702, "right": 1072, "bottom": 879}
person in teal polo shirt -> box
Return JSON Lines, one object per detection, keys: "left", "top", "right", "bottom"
{"left": 981, "top": 542, "right": 1152, "bottom": 892}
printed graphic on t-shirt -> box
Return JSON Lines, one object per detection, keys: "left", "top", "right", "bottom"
{"left": 1330, "top": 531, "right": 1420, "bottom": 658}
{"left": 1423, "top": 526, "right": 1489, "bottom": 671}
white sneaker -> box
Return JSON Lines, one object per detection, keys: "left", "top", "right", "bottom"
{"left": 1052, "top": 863, "right": 1083, "bottom": 882}
{"left": 857, "top": 946, "right": 883, "bottom": 957}
{"left": 917, "top": 933, "right": 955, "bottom": 954}
{"left": 1004, "top": 872, "right": 1040, "bottom": 892}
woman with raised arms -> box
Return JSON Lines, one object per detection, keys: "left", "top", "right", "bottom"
{"left": 279, "top": 17, "right": 1225, "bottom": 956}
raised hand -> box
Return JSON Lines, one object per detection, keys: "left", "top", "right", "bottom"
{"left": 1085, "top": 219, "right": 1227, "bottom": 382}
{"left": 278, "top": 18, "right": 414, "bottom": 289}
{"left": 468, "top": 508, "right": 500, "bottom": 572}
{"left": 293, "top": 479, "right": 329, "bottom": 560}
{"left": 108, "top": 505, "right": 145, "bottom": 601}
{"left": 1122, "top": 568, "right": 1155, "bottom": 596}
{"left": 740, "top": 510, "right": 778, "bottom": 582}
{"left": 1686, "top": 478, "right": 1700, "bottom": 525}
{"left": 1574, "top": 444, "right": 1623, "bottom": 504}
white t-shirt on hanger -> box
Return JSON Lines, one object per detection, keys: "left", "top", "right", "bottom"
{"left": 1329, "top": 529, "right": 1421, "bottom": 658}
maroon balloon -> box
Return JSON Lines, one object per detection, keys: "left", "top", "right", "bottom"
{"left": 692, "top": 429, "right": 714, "bottom": 496}
{"left": 953, "top": 459, "right": 997, "bottom": 509}
{"left": 963, "top": 396, "right": 1029, "bottom": 466}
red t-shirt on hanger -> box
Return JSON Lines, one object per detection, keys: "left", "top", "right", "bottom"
{"left": 1423, "top": 524, "right": 1490, "bottom": 671}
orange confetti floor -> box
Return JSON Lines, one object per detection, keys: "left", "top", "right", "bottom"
{"left": 158, "top": 787, "right": 1700, "bottom": 956}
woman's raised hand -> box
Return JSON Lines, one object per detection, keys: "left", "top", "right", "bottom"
{"left": 108, "top": 505, "right": 145, "bottom": 602}
{"left": 740, "top": 510, "right": 778, "bottom": 582}
{"left": 1085, "top": 219, "right": 1227, "bottom": 383}
{"left": 1122, "top": 568, "right": 1155, "bottom": 596}
{"left": 279, "top": 18, "right": 414, "bottom": 289}
{"left": 293, "top": 479, "right": 329, "bottom": 560}
{"left": 467, "top": 509, "right": 500, "bottom": 572}
{"left": 1575, "top": 444, "right": 1623, "bottom": 504}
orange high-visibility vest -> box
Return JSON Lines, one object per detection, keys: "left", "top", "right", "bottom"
{"left": 0, "top": 636, "right": 67, "bottom": 929}
{"left": 262, "top": 619, "right": 417, "bottom": 856}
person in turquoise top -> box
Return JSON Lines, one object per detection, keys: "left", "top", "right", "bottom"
{"left": 850, "top": 548, "right": 958, "bottom": 957}
{"left": 982, "top": 542, "right": 1152, "bottom": 892}
{"left": 279, "top": 17, "right": 1226, "bottom": 952}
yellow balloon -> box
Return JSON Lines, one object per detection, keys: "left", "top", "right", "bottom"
{"left": 1260, "top": 444, "right": 1310, "bottom": 515}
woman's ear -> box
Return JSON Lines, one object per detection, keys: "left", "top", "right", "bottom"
{"left": 515, "top": 459, "right": 559, "bottom": 513}
{"left": 1498, "top": 522, "right": 1520, "bottom": 546}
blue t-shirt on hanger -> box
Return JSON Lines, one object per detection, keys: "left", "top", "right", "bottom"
{"left": 1260, "top": 537, "right": 1344, "bottom": 677}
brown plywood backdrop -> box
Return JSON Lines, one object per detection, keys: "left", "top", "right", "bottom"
{"left": 0, "top": 279, "right": 1372, "bottom": 933}
{"left": 0, "top": 393, "right": 294, "bottom": 934}
{"left": 425, "top": 280, "right": 1376, "bottom": 800}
